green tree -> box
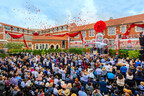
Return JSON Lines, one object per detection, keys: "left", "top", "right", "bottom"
{"left": 5, "top": 42, "right": 25, "bottom": 49}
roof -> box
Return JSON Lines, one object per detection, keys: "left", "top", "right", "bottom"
{"left": 0, "top": 22, "right": 34, "bottom": 31}
{"left": 71, "top": 13, "right": 144, "bottom": 32}
{"left": 32, "top": 35, "right": 68, "bottom": 40}
{"left": 39, "top": 23, "right": 76, "bottom": 32}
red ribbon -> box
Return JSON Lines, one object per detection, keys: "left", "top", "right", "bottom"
{"left": 45, "top": 31, "right": 83, "bottom": 42}
{"left": 5, "top": 31, "right": 28, "bottom": 48}
{"left": 124, "top": 23, "right": 144, "bottom": 36}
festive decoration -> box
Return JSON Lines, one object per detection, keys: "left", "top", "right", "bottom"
{"left": 124, "top": 23, "right": 144, "bottom": 36}
{"left": 75, "top": 42, "right": 77, "bottom": 44}
{"left": 5, "top": 31, "right": 28, "bottom": 48}
{"left": 128, "top": 40, "right": 131, "bottom": 43}
{"left": 94, "top": 20, "right": 106, "bottom": 32}
{"left": 33, "top": 32, "right": 39, "bottom": 36}
{"left": 121, "top": 53, "right": 123, "bottom": 55}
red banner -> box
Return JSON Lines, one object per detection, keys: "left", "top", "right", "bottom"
{"left": 124, "top": 23, "right": 144, "bottom": 36}
{"left": 5, "top": 31, "right": 28, "bottom": 48}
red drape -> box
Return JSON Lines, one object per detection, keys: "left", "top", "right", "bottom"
{"left": 5, "top": 31, "right": 28, "bottom": 48}
{"left": 124, "top": 23, "right": 144, "bottom": 36}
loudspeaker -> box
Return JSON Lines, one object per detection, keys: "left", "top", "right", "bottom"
{"left": 139, "top": 37, "right": 144, "bottom": 46}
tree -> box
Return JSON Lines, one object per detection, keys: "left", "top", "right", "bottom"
{"left": 4, "top": 42, "right": 25, "bottom": 49}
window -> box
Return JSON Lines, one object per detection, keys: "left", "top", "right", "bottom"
{"left": 6, "top": 34, "right": 10, "bottom": 39}
{"left": 29, "top": 31, "right": 32, "bottom": 34}
{"left": 28, "top": 44, "right": 31, "bottom": 47}
{"left": 46, "top": 44, "right": 48, "bottom": 49}
{"left": 75, "top": 34, "right": 79, "bottom": 38}
{"left": 5, "top": 26, "right": 11, "bottom": 31}
{"left": 82, "top": 31, "right": 86, "bottom": 37}
{"left": 24, "top": 30, "right": 27, "bottom": 34}
{"left": 40, "top": 44, "right": 42, "bottom": 49}
{"left": 89, "top": 29, "right": 95, "bottom": 37}
{"left": 108, "top": 26, "right": 116, "bottom": 35}
{"left": 120, "top": 25, "right": 126, "bottom": 33}
{"left": 50, "top": 29, "right": 53, "bottom": 33}
{"left": 136, "top": 26, "right": 144, "bottom": 32}
{"left": 54, "top": 28, "right": 57, "bottom": 32}
{"left": 58, "top": 27, "right": 62, "bottom": 31}
{"left": 42, "top": 44, "right": 44, "bottom": 49}
{"left": 36, "top": 44, "right": 38, "bottom": 49}
{"left": 13, "top": 27, "right": 17, "bottom": 32}
{"left": 19, "top": 29, "right": 23, "bottom": 33}
{"left": 0, "top": 24, "right": 2, "bottom": 29}
{"left": 62, "top": 40, "right": 65, "bottom": 48}
{"left": 63, "top": 26, "right": 67, "bottom": 31}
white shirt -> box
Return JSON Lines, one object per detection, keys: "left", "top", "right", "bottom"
{"left": 53, "top": 88, "right": 59, "bottom": 95}
{"left": 54, "top": 78, "right": 59, "bottom": 85}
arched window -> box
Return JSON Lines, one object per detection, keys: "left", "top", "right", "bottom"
{"left": 56, "top": 45, "right": 59, "bottom": 49}
{"left": 50, "top": 45, "right": 54, "bottom": 49}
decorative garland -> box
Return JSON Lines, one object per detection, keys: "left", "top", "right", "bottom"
{"left": 5, "top": 31, "right": 28, "bottom": 48}
{"left": 124, "top": 23, "right": 144, "bottom": 35}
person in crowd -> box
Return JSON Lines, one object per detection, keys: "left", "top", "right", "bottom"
{"left": 0, "top": 52, "right": 144, "bottom": 96}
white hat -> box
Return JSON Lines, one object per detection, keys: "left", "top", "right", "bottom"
{"left": 45, "top": 82, "right": 49, "bottom": 87}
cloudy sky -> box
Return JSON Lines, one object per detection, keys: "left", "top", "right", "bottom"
{"left": 0, "top": 0, "right": 144, "bottom": 29}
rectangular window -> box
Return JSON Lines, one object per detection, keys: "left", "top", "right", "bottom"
{"left": 36, "top": 44, "right": 38, "bottom": 49}
{"left": 19, "top": 29, "right": 23, "bottom": 33}
{"left": 58, "top": 27, "right": 62, "bottom": 31}
{"left": 62, "top": 40, "right": 65, "bottom": 48}
{"left": 29, "top": 31, "right": 32, "bottom": 34}
{"left": 24, "top": 30, "right": 27, "bottom": 34}
{"left": 46, "top": 44, "right": 48, "bottom": 49}
{"left": 120, "top": 25, "right": 126, "bottom": 33}
{"left": 13, "top": 27, "right": 17, "bottom": 32}
{"left": 89, "top": 29, "right": 95, "bottom": 37}
{"left": 50, "top": 29, "right": 53, "bottom": 33}
{"left": 54, "top": 28, "right": 58, "bottom": 32}
{"left": 40, "top": 44, "right": 42, "bottom": 49}
{"left": 0, "top": 24, "right": 2, "bottom": 29}
{"left": 5, "top": 26, "right": 11, "bottom": 31}
{"left": 6, "top": 34, "right": 11, "bottom": 39}
{"left": 82, "top": 30, "right": 86, "bottom": 37}
{"left": 136, "top": 26, "right": 144, "bottom": 32}
{"left": 63, "top": 26, "right": 67, "bottom": 31}
{"left": 108, "top": 26, "right": 116, "bottom": 35}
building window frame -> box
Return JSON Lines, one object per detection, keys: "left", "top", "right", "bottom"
{"left": 135, "top": 26, "right": 144, "bottom": 32}
{"left": 108, "top": 26, "right": 116, "bottom": 35}
{"left": 81, "top": 30, "right": 86, "bottom": 37}
{"left": 13, "top": 27, "right": 17, "bottom": 32}
{"left": 120, "top": 25, "right": 126, "bottom": 33}
{"left": 5, "top": 26, "right": 11, "bottom": 31}
{"left": 89, "top": 29, "right": 95, "bottom": 37}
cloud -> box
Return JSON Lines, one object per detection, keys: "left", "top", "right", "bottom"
{"left": 79, "top": 0, "right": 98, "bottom": 24}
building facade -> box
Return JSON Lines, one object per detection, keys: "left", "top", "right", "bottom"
{"left": 0, "top": 14, "right": 144, "bottom": 50}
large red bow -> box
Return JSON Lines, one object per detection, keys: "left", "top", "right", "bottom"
{"left": 94, "top": 20, "right": 106, "bottom": 32}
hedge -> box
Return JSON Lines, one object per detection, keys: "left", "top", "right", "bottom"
{"left": 8, "top": 48, "right": 88, "bottom": 55}
{"left": 109, "top": 49, "right": 140, "bottom": 59}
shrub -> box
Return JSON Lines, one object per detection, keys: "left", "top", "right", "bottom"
{"left": 5, "top": 42, "right": 25, "bottom": 49}
{"left": 128, "top": 50, "right": 140, "bottom": 59}
{"left": 109, "top": 49, "right": 116, "bottom": 56}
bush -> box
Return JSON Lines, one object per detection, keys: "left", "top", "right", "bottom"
{"left": 0, "top": 53, "right": 9, "bottom": 58}
{"left": 128, "top": 50, "right": 140, "bottom": 59}
{"left": 109, "top": 49, "right": 116, "bottom": 56}
{"left": 118, "top": 49, "right": 129, "bottom": 58}
{"left": 5, "top": 42, "right": 25, "bottom": 49}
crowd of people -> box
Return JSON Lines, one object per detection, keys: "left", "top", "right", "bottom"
{"left": 0, "top": 52, "right": 144, "bottom": 96}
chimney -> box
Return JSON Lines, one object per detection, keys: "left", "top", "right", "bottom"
{"left": 109, "top": 17, "right": 113, "bottom": 20}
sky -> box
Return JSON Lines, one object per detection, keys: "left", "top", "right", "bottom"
{"left": 0, "top": 0, "right": 144, "bottom": 29}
